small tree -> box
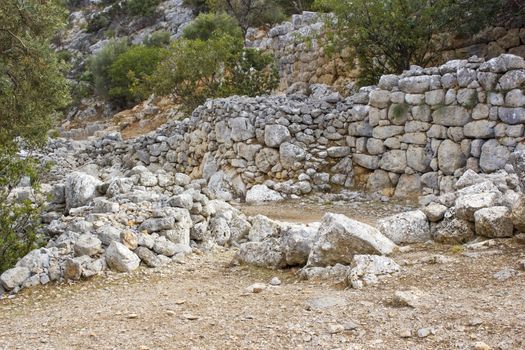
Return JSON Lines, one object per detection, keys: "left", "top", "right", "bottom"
{"left": 183, "top": 12, "right": 243, "bottom": 41}
{"left": 148, "top": 34, "right": 278, "bottom": 112}
{"left": 88, "top": 38, "right": 129, "bottom": 97}
{"left": 207, "top": 0, "right": 286, "bottom": 34}
{"left": 108, "top": 45, "right": 168, "bottom": 107}
{"left": 314, "top": 0, "right": 517, "bottom": 86}
{"left": 0, "top": 0, "right": 69, "bottom": 272}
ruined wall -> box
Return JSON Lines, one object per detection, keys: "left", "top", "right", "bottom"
{"left": 85, "top": 54, "right": 525, "bottom": 200}
{"left": 246, "top": 12, "right": 525, "bottom": 90}
{"left": 245, "top": 12, "right": 354, "bottom": 91}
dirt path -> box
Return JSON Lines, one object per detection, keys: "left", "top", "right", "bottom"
{"left": 1, "top": 241, "right": 524, "bottom": 350}
{"left": 236, "top": 198, "right": 414, "bottom": 226}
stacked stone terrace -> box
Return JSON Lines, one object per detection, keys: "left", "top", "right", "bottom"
{"left": 81, "top": 54, "right": 525, "bottom": 202}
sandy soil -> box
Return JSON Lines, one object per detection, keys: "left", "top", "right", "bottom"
{"left": 1, "top": 239, "right": 524, "bottom": 350}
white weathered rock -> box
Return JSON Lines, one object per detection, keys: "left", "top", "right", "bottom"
{"left": 455, "top": 192, "right": 499, "bottom": 222}
{"left": 237, "top": 239, "right": 286, "bottom": 269}
{"left": 65, "top": 172, "right": 100, "bottom": 210}
{"left": 433, "top": 218, "right": 474, "bottom": 244}
{"left": 280, "top": 223, "right": 319, "bottom": 266}
{"left": 74, "top": 234, "right": 102, "bottom": 257}
{"left": 422, "top": 203, "right": 447, "bottom": 222}
{"left": 377, "top": 210, "right": 430, "bottom": 245}
{"left": 0, "top": 267, "right": 31, "bottom": 290}
{"left": 307, "top": 213, "right": 396, "bottom": 267}
{"left": 105, "top": 241, "right": 140, "bottom": 273}
{"left": 474, "top": 206, "right": 514, "bottom": 238}
{"left": 245, "top": 185, "right": 283, "bottom": 203}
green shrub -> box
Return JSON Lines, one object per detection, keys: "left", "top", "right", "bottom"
{"left": 88, "top": 38, "right": 129, "bottom": 97}
{"left": 143, "top": 30, "right": 172, "bottom": 47}
{"left": 127, "top": 0, "right": 161, "bottom": 17}
{"left": 87, "top": 13, "right": 111, "bottom": 33}
{"left": 148, "top": 34, "right": 278, "bottom": 112}
{"left": 183, "top": 12, "right": 243, "bottom": 41}
{"left": 0, "top": 155, "right": 45, "bottom": 273}
{"left": 207, "top": 0, "right": 286, "bottom": 34}
{"left": 108, "top": 45, "right": 168, "bottom": 107}
{"left": 314, "top": 0, "right": 522, "bottom": 86}
{"left": 183, "top": 0, "right": 209, "bottom": 13}
{"left": 0, "top": 0, "right": 69, "bottom": 273}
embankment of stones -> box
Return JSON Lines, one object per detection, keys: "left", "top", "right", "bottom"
{"left": 83, "top": 54, "right": 525, "bottom": 202}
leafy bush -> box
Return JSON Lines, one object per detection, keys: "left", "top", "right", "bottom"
{"left": 183, "top": 0, "right": 210, "bottom": 14}
{"left": 207, "top": 0, "right": 286, "bottom": 34}
{"left": 88, "top": 38, "right": 129, "bottom": 97}
{"left": 108, "top": 45, "right": 168, "bottom": 107}
{"left": 87, "top": 13, "right": 111, "bottom": 33}
{"left": 314, "top": 0, "right": 522, "bottom": 86}
{"left": 143, "top": 30, "right": 172, "bottom": 47}
{"left": 0, "top": 0, "right": 69, "bottom": 272}
{"left": 0, "top": 155, "right": 45, "bottom": 273}
{"left": 183, "top": 12, "right": 243, "bottom": 41}
{"left": 127, "top": 0, "right": 161, "bottom": 17}
{"left": 148, "top": 34, "right": 278, "bottom": 112}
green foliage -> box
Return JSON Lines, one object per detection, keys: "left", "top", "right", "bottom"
{"left": 0, "top": 0, "right": 69, "bottom": 272}
{"left": 127, "top": 0, "right": 161, "bottom": 17}
{"left": 87, "top": 13, "right": 111, "bottom": 33}
{"left": 148, "top": 34, "right": 278, "bottom": 112}
{"left": 0, "top": 155, "right": 46, "bottom": 274}
{"left": 108, "top": 45, "right": 168, "bottom": 107}
{"left": 183, "top": 12, "right": 243, "bottom": 41}
{"left": 221, "top": 48, "right": 279, "bottom": 97}
{"left": 275, "top": 0, "right": 314, "bottom": 15}
{"left": 183, "top": 0, "right": 210, "bottom": 14}
{"left": 313, "top": 0, "right": 517, "bottom": 86}
{"left": 88, "top": 38, "right": 130, "bottom": 97}
{"left": 143, "top": 30, "right": 172, "bottom": 47}
{"left": 207, "top": 0, "right": 286, "bottom": 34}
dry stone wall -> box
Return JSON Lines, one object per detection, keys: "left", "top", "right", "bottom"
{"left": 246, "top": 12, "right": 525, "bottom": 91}
{"left": 84, "top": 54, "right": 525, "bottom": 201}
{"left": 246, "top": 12, "right": 354, "bottom": 91}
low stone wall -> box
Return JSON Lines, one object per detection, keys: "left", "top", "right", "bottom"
{"left": 83, "top": 54, "right": 525, "bottom": 201}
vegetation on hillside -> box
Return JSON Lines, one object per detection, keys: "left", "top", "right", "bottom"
{"left": 314, "top": 0, "right": 524, "bottom": 85}
{"left": 0, "top": 0, "right": 70, "bottom": 272}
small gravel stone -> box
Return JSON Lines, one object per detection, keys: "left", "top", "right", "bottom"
{"left": 269, "top": 277, "right": 281, "bottom": 286}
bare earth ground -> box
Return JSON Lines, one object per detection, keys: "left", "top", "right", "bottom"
{"left": 1, "top": 206, "right": 524, "bottom": 350}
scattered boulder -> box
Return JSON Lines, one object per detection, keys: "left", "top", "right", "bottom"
{"left": 0, "top": 267, "right": 31, "bottom": 291}
{"left": 105, "top": 241, "right": 140, "bottom": 273}
{"left": 307, "top": 213, "right": 396, "bottom": 267}
{"left": 377, "top": 210, "right": 430, "bottom": 244}
{"left": 65, "top": 172, "right": 100, "bottom": 210}
{"left": 474, "top": 206, "right": 514, "bottom": 238}
{"left": 237, "top": 239, "right": 286, "bottom": 269}
{"left": 245, "top": 185, "right": 283, "bottom": 203}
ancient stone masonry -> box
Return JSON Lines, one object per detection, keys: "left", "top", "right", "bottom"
{"left": 246, "top": 12, "right": 525, "bottom": 91}
{"left": 245, "top": 12, "right": 353, "bottom": 90}
{"left": 83, "top": 54, "right": 525, "bottom": 202}
{"left": 442, "top": 23, "right": 525, "bottom": 61}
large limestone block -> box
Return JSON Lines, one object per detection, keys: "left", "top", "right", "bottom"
{"left": 105, "top": 241, "right": 140, "bottom": 273}
{"left": 237, "top": 239, "right": 287, "bottom": 269}
{"left": 307, "top": 213, "right": 396, "bottom": 267}
{"left": 379, "top": 150, "right": 407, "bottom": 174}
{"left": 0, "top": 267, "right": 31, "bottom": 290}
{"left": 432, "top": 106, "right": 471, "bottom": 126}
{"left": 474, "top": 206, "right": 514, "bottom": 238}
{"left": 455, "top": 192, "right": 499, "bottom": 222}
{"left": 377, "top": 210, "right": 430, "bottom": 245}
{"left": 264, "top": 125, "right": 291, "bottom": 148}
{"left": 438, "top": 140, "right": 465, "bottom": 175}
{"left": 246, "top": 185, "right": 283, "bottom": 204}
{"left": 65, "top": 172, "right": 101, "bottom": 210}
{"left": 479, "top": 139, "right": 510, "bottom": 173}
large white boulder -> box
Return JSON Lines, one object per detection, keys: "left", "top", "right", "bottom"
{"left": 0, "top": 267, "right": 31, "bottom": 290}
{"left": 377, "top": 210, "right": 430, "bottom": 245}
{"left": 245, "top": 184, "right": 283, "bottom": 203}
{"left": 105, "top": 241, "right": 140, "bottom": 273}
{"left": 474, "top": 206, "right": 514, "bottom": 238}
{"left": 307, "top": 213, "right": 397, "bottom": 267}
{"left": 65, "top": 172, "right": 101, "bottom": 210}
